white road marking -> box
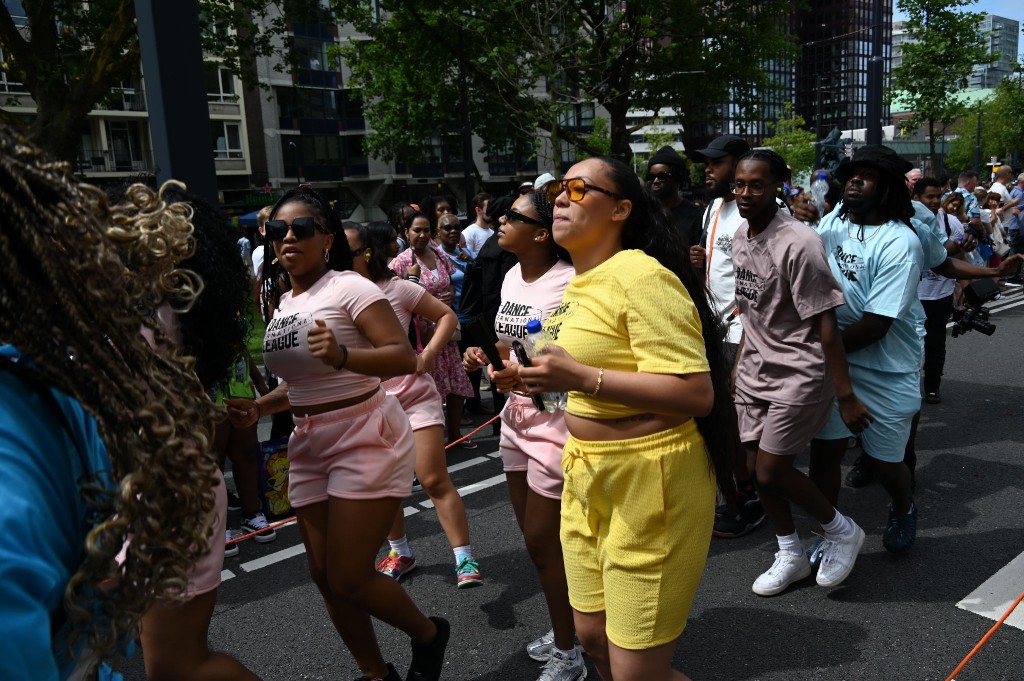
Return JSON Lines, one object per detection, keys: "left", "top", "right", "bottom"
{"left": 421, "top": 474, "right": 507, "bottom": 509}
{"left": 221, "top": 569, "right": 236, "bottom": 582}
{"left": 446, "top": 456, "right": 491, "bottom": 474}
{"left": 956, "top": 550, "right": 1024, "bottom": 631}
{"left": 404, "top": 506, "right": 419, "bottom": 517}
{"left": 239, "top": 543, "right": 307, "bottom": 572}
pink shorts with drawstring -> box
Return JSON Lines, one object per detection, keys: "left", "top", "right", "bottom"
{"left": 499, "top": 393, "right": 568, "bottom": 500}
{"left": 383, "top": 373, "right": 445, "bottom": 431}
{"left": 287, "top": 390, "right": 415, "bottom": 507}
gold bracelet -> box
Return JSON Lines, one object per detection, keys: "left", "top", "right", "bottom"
{"left": 590, "top": 368, "right": 605, "bottom": 396}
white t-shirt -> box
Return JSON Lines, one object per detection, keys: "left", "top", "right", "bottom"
{"left": 918, "top": 211, "right": 963, "bottom": 301}
{"left": 251, "top": 246, "right": 265, "bottom": 279}
{"left": 702, "top": 198, "right": 744, "bottom": 344}
{"left": 495, "top": 260, "right": 575, "bottom": 360}
{"left": 463, "top": 223, "right": 493, "bottom": 255}
{"left": 991, "top": 181, "right": 1013, "bottom": 231}
{"left": 263, "top": 270, "right": 386, "bottom": 405}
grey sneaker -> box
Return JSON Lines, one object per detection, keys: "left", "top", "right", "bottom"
{"left": 224, "top": 529, "right": 239, "bottom": 558}
{"left": 816, "top": 522, "right": 865, "bottom": 587}
{"left": 526, "top": 629, "right": 555, "bottom": 662}
{"left": 537, "top": 646, "right": 586, "bottom": 681}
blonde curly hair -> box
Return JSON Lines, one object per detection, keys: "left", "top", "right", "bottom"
{"left": 0, "top": 126, "right": 219, "bottom": 664}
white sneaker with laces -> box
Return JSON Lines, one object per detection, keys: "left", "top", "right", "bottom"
{"left": 537, "top": 646, "right": 586, "bottom": 681}
{"left": 752, "top": 551, "right": 812, "bottom": 596}
{"left": 816, "top": 521, "right": 865, "bottom": 587}
{"left": 224, "top": 529, "right": 239, "bottom": 558}
{"left": 526, "top": 629, "right": 555, "bottom": 662}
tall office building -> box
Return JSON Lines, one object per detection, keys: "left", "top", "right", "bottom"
{"left": 794, "top": 0, "right": 893, "bottom": 138}
{"left": 970, "top": 14, "right": 1020, "bottom": 89}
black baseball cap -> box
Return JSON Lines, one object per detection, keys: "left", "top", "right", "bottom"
{"left": 688, "top": 135, "right": 751, "bottom": 162}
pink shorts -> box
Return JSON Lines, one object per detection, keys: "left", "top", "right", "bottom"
{"left": 288, "top": 390, "right": 415, "bottom": 506}
{"left": 499, "top": 393, "right": 568, "bottom": 500}
{"left": 383, "top": 373, "right": 445, "bottom": 431}
{"left": 186, "top": 468, "right": 227, "bottom": 597}
{"left": 734, "top": 391, "right": 833, "bottom": 457}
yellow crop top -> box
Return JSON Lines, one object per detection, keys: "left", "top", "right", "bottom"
{"left": 543, "top": 249, "right": 710, "bottom": 419}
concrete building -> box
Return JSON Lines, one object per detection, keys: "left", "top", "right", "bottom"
{"left": 970, "top": 14, "right": 1020, "bottom": 89}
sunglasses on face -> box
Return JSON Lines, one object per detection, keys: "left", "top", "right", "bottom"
{"left": 504, "top": 208, "right": 545, "bottom": 227}
{"left": 265, "top": 217, "right": 324, "bottom": 241}
{"left": 545, "top": 177, "right": 622, "bottom": 205}
{"left": 645, "top": 171, "right": 674, "bottom": 183}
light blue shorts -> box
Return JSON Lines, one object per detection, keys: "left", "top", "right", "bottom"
{"left": 815, "top": 365, "right": 921, "bottom": 462}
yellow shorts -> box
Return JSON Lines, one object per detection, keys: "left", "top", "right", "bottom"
{"left": 560, "top": 419, "right": 715, "bottom": 650}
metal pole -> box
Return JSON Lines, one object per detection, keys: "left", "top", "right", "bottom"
{"left": 134, "top": 0, "right": 218, "bottom": 204}
{"left": 458, "top": 28, "right": 474, "bottom": 216}
{"left": 865, "top": 0, "right": 884, "bottom": 146}
{"left": 973, "top": 111, "right": 982, "bottom": 174}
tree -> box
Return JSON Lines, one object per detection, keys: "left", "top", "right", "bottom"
{"left": 945, "top": 73, "right": 1024, "bottom": 173}
{"left": 330, "top": 0, "right": 793, "bottom": 165}
{"left": 762, "top": 103, "right": 816, "bottom": 178}
{"left": 0, "top": 1, "right": 320, "bottom": 163}
{"left": 887, "top": 0, "right": 992, "bottom": 174}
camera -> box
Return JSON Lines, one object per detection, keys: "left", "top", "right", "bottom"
{"left": 950, "top": 278, "right": 999, "bottom": 338}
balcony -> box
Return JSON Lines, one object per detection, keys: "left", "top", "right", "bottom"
{"left": 77, "top": 147, "right": 155, "bottom": 174}
{"left": 95, "top": 90, "right": 148, "bottom": 113}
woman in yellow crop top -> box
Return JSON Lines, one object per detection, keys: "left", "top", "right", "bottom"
{"left": 513, "top": 157, "right": 735, "bottom": 681}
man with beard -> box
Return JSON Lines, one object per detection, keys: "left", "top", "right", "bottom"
{"left": 646, "top": 145, "right": 701, "bottom": 247}
{"left": 811, "top": 145, "right": 925, "bottom": 554}
{"left": 688, "top": 134, "right": 766, "bottom": 538}
{"left": 463, "top": 192, "right": 494, "bottom": 254}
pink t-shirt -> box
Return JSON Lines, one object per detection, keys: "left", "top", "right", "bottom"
{"left": 263, "top": 270, "right": 386, "bottom": 405}
{"left": 495, "top": 260, "right": 574, "bottom": 362}
{"left": 378, "top": 277, "right": 426, "bottom": 331}
{"left": 732, "top": 211, "right": 844, "bottom": 405}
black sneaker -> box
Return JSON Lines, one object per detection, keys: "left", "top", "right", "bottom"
{"left": 227, "top": 491, "right": 242, "bottom": 511}
{"left": 355, "top": 663, "right": 401, "bottom": 681}
{"left": 924, "top": 391, "right": 941, "bottom": 404}
{"left": 407, "top": 616, "right": 450, "bottom": 681}
{"left": 241, "top": 512, "right": 277, "bottom": 543}
{"left": 882, "top": 502, "right": 917, "bottom": 553}
{"left": 845, "top": 455, "right": 874, "bottom": 488}
{"left": 713, "top": 497, "right": 766, "bottom": 538}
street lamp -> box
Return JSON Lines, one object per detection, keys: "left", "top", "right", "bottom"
{"left": 288, "top": 139, "right": 304, "bottom": 185}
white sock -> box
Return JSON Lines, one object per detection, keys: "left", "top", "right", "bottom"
{"left": 554, "top": 646, "right": 577, "bottom": 660}
{"left": 453, "top": 544, "right": 473, "bottom": 565}
{"left": 822, "top": 509, "right": 853, "bottom": 538}
{"left": 389, "top": 535, "right": 413, "bottom": 558}
{"left": 777, "top": 532, "right": 803, "bottom": 556}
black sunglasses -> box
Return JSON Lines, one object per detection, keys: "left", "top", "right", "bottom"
{"left": 545, "top": 177, "right": 622, "bottom": 205}
{"left": 504, "top": 208, "right": 545, "bottom": 227}
{"left": 265, "top": 217, "right": 324, "bottom": 241}
{"left": 645, "top": 171, "right": 675, "bottom": 183}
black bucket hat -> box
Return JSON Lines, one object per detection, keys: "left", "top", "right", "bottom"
{"left": 834, "top": 145, "right": 913, "bottom": 185}
{"left": 687, "top": 135, "right": 751, "bottom": 162}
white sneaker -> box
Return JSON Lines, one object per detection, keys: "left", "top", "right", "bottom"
{"left": 752, "top": 551, "right": 812, "bottom": 596}
{"left": 526, "top": 629, "right": 555, "bottom": 662}
{"left": 224, "top": 529, "right": 239, "bottom": 558}
{"left": 537, "top": 646, "right": 586, "bottom": 681}
{"left": 816, "top": 521, "right": 865, "bottom": 587}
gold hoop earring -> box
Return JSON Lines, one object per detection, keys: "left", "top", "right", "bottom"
{"left": 323, "top": 249, "right": 330, "bottom": 263}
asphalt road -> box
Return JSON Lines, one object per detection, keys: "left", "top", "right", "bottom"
{"left": 116, "top": 288, "right": 1024, "bottom": 681}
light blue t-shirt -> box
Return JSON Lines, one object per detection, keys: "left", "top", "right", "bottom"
{"left": 1010, "top": 186, "right": 1024, "bottom": 232}
{"left": 816, "top": 215, "right": 925, "bottom": 373}
{"left": 910, "top": 200, "right": 950, "bottom": 269}
{"left": 0, "top": 346, "right": 115, "bottom": 681}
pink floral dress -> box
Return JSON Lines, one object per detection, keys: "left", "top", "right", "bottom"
{"left": 390, "top": 245, "right": 473, "bottom": 399}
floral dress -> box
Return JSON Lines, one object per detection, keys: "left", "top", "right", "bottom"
{"left": 390, "top": 245, "right": 473, "bottom": 399}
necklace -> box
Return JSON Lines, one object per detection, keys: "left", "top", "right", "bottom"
{"left": 846, "top": 221, "right": 884, "bottom": 243}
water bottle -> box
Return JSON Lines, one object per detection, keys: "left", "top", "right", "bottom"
{"left": 524, "top": 320, "right": 567, "bottom": 412}
{"left": 809, "top": 172, "right": 829, "bottom": 221}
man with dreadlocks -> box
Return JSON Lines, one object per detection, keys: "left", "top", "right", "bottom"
{"left": 811, "top": 145, "right": 925, "bottom": 555}
{"left": 0, "top": 126, "right": 223, "bottom": 679}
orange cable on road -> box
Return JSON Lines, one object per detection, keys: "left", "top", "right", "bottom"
{"left": 946, "top": 590, "right": 1024, "bottom": 680}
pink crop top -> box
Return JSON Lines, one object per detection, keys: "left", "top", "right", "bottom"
{"left": 263, "top": 270, "right": 386, "bottom": 405}
{"left": 378, "top": 277, "right": 425, "bottom": 331}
